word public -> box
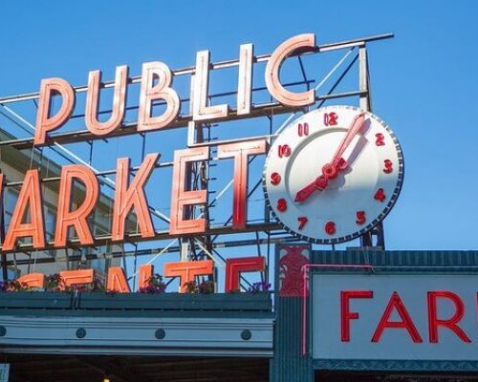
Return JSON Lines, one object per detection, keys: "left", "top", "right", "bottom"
{"left": 33, "top": 33, "right": 316, "bottom": 145}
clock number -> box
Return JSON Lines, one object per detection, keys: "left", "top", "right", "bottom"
{"left": 298, "top": 216, "right": 308, "bottom": 230}
{"left": 356, "top": 211, "right": 366, "bottom": 225}
{"left": 383, "top": 159, "right": 393, "bottom": 174}
{"left": 324, "top": 112, "right": 338, "bottom": 126}
{"left": 375, "top": 133, "right": 385, "bottom": 146}
{"left": 277, "top": 198, "right": 287, "bottom": 212}
{"left": 298, "top": 123, "right": 309, "bottom": 137}
{"left": 278, "top": 144, "right": 291, "bottom": 158}
{"left": 374, "top": 188, "right": 386, "bottom": 202}
{"left": 270, "top": 172, "right": 281, "bottom": 186}
{"left": 325, "top": 221, "right": 336, "bottom": 235}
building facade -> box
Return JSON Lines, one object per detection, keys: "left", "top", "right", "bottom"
{"left": 0, "top": 31, "right": 475, "bottom": 382}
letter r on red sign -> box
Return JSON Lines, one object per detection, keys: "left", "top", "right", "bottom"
{"left": 428, "top": 291, "right": 471, "bottom": 343}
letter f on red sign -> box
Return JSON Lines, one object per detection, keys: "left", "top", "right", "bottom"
{"left": 225, "top": 257, "right": 265, "bottom": 293}
{"left": 340, "top": 290, "right": 373, "bottom": 342}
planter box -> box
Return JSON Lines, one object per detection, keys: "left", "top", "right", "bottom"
{"left": 0, "top": 292, "right": 272, "bottom": 318}
{"left": 0, "top": 292, "right": 72, "bottom": 310}
{"left": 80, "top": 292, "right": 271, "bottom": 310}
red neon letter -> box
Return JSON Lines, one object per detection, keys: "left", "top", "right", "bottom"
{"left": 55, "top": 165, "right": 99, "bottom": 247}
{"left": 111, "top": 153, "right": 159, "bottom": 241}
{"left": 3, "top": 170, "right": 45, "bottom": 250}
{"left": 34, "top": 78, "right": 75, "bottom": 145}
{"left": 138, "top": 62, "right": 180, "bottom": 132}
{"left": 138, "top": 264, "right": 154, "bottom": 290}
{"left": 265, "top": 34, "right": 316, "bottom": 107}
{"left": 85, "top": 65, "right": 128, "bottom": 136}
{"left": 340, "top": 290, "right": 373, "bottom": 342}
{"left": 428, "top": 291, "right": 471, "bottom": 343}
{"left": 225, "top": 257, "right": 265, "bottom": 293}
{"left": 217, "top": 140, "right": 267, "bottom": 229}
{"left": 192, "top": 51, "right": 229, "bottom": 121}
{"left": 106, "top": 267, "right": 131, "bottom": 293}
{"left": 169, "top": 148, "right": 209, "bottom": 235}
{"left": 372, "top": 291, "right": 423, "bottom": 343}
{"left": 59, "top": 269, "right": 94, "bottom": 291}
{"left": 17, "top": 273, "right": 45, "bottom": 289}
{"left": 164, "top": 260, "right": 214, "bottom": 293}
{"left": 237, "top": 43, "right": 253, "bottom": 116}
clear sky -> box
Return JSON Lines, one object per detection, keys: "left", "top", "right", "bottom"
{"left": 0, "top": 0, "right": 476, "bottom": 260}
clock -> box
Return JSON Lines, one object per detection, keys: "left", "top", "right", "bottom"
{"left": 263, "top": 105, "right": 404, "bottom": 244}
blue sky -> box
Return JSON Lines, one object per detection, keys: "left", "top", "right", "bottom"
{"left": 0, "top": 0, "right": 477, "bottom": 263}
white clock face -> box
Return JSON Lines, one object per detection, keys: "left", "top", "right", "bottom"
{"left": 263, "top": 105, "right": 404, "bottom": 244}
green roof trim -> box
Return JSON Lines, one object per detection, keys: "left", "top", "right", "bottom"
{"left": 311, "top": 250, "right": 478, "bottom": 273}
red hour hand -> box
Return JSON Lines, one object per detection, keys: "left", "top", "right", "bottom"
{"left": 295, "top": 112, "right": 365, "bottom": 204}
{"left": 295, "top": 176, "right": 328, "bottom": 203}
{"left": 320, "top": 112, "right": 365, "bottom": 181}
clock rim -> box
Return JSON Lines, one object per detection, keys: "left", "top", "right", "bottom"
{"left": 262, "top": 105, "right": 405, "bottom": 245}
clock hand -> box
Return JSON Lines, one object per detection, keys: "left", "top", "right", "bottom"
{"left": 322, "top": 112, "right": 366, "bottom": 179}
{"left": 294, "top": 175, "right": 328, "bottom": 203}
{"left": 295, "top": 113, "right": 366, "bottom": 203}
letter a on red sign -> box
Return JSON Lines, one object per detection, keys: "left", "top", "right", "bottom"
{"left": 372, "top": 291, "right": 423, "bottom": 343}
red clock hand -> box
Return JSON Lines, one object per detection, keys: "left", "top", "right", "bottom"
{"left": 321, "top": 112, "right": 365, "bottom": 179}
{"left": 295, "top": 112, "right": 366, "bottom": 203}
{"left": 294, "top": 176, "right": 328, "bottom": 202}
{"left": 332, "top": 112, "right": 366, "bottom": 167}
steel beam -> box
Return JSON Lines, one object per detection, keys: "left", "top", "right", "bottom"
{"left": 0, "top": 90, "right": 366, "bottom": 150}
{"left": 4, "top": 232, "right": 299, "bottom": 267}
{"left": 0, "top": 222, "right": 282, "bottom": 255}
{"left": 0, "top": 33, "right": 393, "bottom": 105}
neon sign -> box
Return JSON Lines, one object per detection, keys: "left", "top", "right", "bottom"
{"left": 0, "top": 34, "right": 318, "bottom": 252}
{"left": 33, "top": 34, "right": 315, "bottom": 145}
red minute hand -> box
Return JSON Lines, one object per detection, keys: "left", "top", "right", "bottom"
{"left": 295, "top": 112, "right": 366, "bottom": 203}
{"left": 330, "top": 112, "right": 366, "bottom": 169}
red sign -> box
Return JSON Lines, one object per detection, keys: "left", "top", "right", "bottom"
{"left": 312, "top": 274, "right": 478, "bottom": 361}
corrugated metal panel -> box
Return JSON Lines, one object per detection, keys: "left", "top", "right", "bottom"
{"left": 272, "top": 297, "right": 313, "bottom": 382}
{"left": 312, "top": 250, "right": 478, "bottom": 271}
